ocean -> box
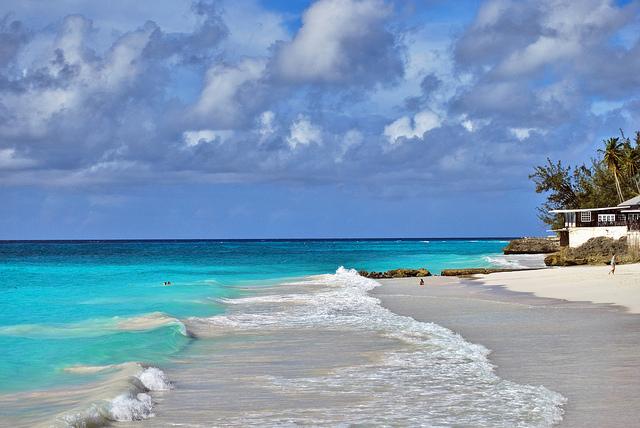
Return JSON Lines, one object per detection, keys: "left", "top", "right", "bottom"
{"left": 0, "top": 239, "right": 559, "bottom": 427}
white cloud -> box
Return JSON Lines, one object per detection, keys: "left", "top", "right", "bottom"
{"left": 459, "top": 115, "right": 490, "bottom": 133}
{"left": 287, "top": 115, "right": 322, "bottom": 149}
{"left": 274, "top": 0, "right": 394, "bottom": 83}
{"left": 258, "top": 110, "right": 276, "bottom": 139}
{"left": 384, "top": 110, "right": 442, "bottom": 144}
{"left": 510, "top": 127, "right": 545, "bottom": 141}
{"left": 0, "top": 16, "right": 156, "bottom": 139}
{"left": 183, "top": 129, "right": 233, "bottom": 146}
{"left": 193, "top": 58, "right": 266, "bottom": 127}
{"left": 497, "top": 0, "right": 626, "bottom": 76}
{"left": 0, "top": 148, "right": 36, "bottom": 170}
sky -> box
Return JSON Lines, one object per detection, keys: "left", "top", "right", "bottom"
{"left": 1, "top": 0, "right": 640, "bottom": 239}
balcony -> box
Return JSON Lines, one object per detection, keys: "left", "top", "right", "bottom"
{"left": 596, "top": 220, "right": 627, "bottom": 227}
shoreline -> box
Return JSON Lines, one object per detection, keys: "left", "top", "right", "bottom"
{"left": 372, "top": 272, "right": 640, "bottom": 427}
{"left": 116, "top": 267, "right": 565, "bottom": 427}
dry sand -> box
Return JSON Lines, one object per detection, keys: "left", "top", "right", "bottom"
{"left": 478, "top": 264, "right": 640, "bottom": 313}
{"left": 372, "top": 273, "right": 640, "bottom": 427}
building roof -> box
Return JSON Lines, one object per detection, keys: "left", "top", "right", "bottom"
{"left": 549, "top": 194, "right": 640, "bottom": 213}
{"left": 550, "top": 207, "right": 621, "bottom": 213}
{"left": 618, "top": 195, "right": 640, "bottom": 207}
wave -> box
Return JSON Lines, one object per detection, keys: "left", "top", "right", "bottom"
{"left": 484, "top": 254, "right": 547, "bottom": 269}
{"left": 189, "top": 267, "right": 565, "bottom": 426}
{"left": 214, "top": 294, "right": 310, "bottom": 305}
{"left": 0, "top": 312, "right": 190, "bottom": 339}
{"left": 63, "top": 363, "right": 131, "bottom": 374}
{"left": 52, "top": 364, "right": 172, "bottom": 427}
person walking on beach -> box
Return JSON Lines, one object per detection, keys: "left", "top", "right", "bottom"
{"left": 609, "top": 254, "right": 616, "bottom": 275}
{"left": 419, "top": 278, "right": 425, "bottom": 286}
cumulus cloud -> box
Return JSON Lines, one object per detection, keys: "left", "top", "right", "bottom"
{"left": 0, "top": 16, "right": 158, "bottom": 139}
{"left": 183, "top": 129, "right": 233, "bottom": 146}
{"left": 456, "top": 0, "right": 636, "bottom": 84}
{"left": 0, "top": 0, "right": 638, "bottom": 201}
{"left": 496, "top": 1, "right": 627, "bottom": 77}
{"left": 510, "top": 127, "right": 537, "bottom": 141}
{"left": 448, "top": 0, "right": 640, "bottom": 168}
{"left": 273, "top": 0, "right": 403, "bottom": 86}
{"left": 192, "top": 58, "right": 267, "bottom": 128}
{"left": 384, "top": 110, "right": 441, "bottom": 144}
{"left": 286, "top": 115, "right": 322, "bottom": 149}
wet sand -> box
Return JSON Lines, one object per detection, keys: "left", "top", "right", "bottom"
{"left": 372, "top": 276, "right": 640, "bottom": 427}
{"left": 119, "top": 274, "right": 564, "bottom": 427}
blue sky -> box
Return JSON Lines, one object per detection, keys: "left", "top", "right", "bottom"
{"left": 1, "top": 0, "right": 640, "bottom": 239}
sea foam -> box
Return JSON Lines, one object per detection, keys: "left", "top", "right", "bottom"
{"left": 485, "top": 253, "right": 547, "bottom": 269}
{"left": 186, "top": 267, "right": 566, "bottom": 426}
{"left": 53, "top": 364, "right": 172, "bottom": 427}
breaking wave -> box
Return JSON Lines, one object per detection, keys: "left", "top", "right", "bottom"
{"left": 51, "top": 364, "right": 172, "bottom": 427}
{"left": 0, "top": 312, "right": 190, "bottom": 339}
{"left": 185, "top": 267, "right": 565, "bottom": 426}
{"left": 485, "top": 254, "right": 547, "bottom": 269}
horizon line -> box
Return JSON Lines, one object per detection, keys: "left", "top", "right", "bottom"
{"left": 0, "top": 237, "right": 521, "bottom": 243}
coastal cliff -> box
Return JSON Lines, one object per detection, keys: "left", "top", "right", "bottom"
{"left": 503, "top": 237, "right": 559, "bottom": 254}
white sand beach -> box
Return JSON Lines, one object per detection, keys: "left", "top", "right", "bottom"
{"left": 479, "top": 264, "right": 640, "bottom": 313}
{"left": 372, "top": 269, "right": 640, "bottom": 427}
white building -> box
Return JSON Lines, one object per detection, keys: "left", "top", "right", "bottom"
{"left": 551, "top": 196, "right": 640, "bottom": 248}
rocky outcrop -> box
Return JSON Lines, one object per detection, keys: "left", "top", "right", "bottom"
{"left": 359, "top": 268, "right": 431, "bottom": 279}
{"left": 544, "top": 236, "right": 635, "bottom": 266}
{"left": 503, "top": 237, "right": 559, "bottom": 254}
{"left": 440, "top": 268, "right": 531, "bottom": 277}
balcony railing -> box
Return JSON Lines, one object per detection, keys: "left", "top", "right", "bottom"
{"left": 596, "top": 220, "right": 627, "bottom": 227}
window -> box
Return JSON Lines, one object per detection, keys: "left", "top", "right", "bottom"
{"left": 580, "top": 211, "right": 591, "bottom": 222}
{"left": 598, "top": 214, "right": 615, "bottom": 223}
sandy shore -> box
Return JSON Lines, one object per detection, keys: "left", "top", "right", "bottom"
{"left": 478, "top": 264, "right": 640, "bottom": 313}
{"left": 372, "top": 273, "right": 640, "bottom": 427}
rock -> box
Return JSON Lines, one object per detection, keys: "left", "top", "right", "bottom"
{"left": 544, "top": 236, "right": 634, "bottom": 266}
{"left": 503, "top": 237, "right": 559, "bottom": 254}
{"left": 543, "top": 252, "right": 587, "bottom": 266}
{"left": 440, "top": 268, "right": 533, "bottom": 277}
{"left": 359, "top": 268, "right": 431, "bottom": 279}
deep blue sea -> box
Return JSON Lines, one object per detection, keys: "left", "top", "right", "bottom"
{"left": 0, "top": 239, "right": 558, "bottom": 426}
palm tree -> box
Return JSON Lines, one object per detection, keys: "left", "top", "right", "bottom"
{"left": 599, "top": 137, "right": 626, "bottom": 203}
{"left": 622, "top": 139, "right": 640, "bottom": 194}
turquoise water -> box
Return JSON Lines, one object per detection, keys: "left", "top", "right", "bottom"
{"left": 0, "top": 239, "right": 511, "bottom": 394}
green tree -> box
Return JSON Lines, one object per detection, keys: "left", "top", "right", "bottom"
{"left": 531, "top": 129, "right": 640, "bottom": 228}
{"left": 621, "top": 131, "right": 640, "bottom": 195}
{"left": 529, "top": 158, "right": 578, "bottom": 229}
{"left": 598, "top": 137, "right": 626, "bottom": 203}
